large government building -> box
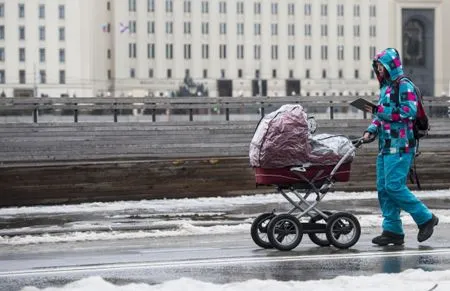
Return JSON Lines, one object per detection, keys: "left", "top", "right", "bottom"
{"left": 0, "top": 0, "right": 449, "bottom": 98}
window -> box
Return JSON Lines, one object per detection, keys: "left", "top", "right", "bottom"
{"left": 184, "top": 44, "right": 191, "bottom": 59}
{"left": 19, "top": 26, "right": 25, "bottom": 40}
{"left": 148, "top": 0, "right": 155, "bottom": 12}
{"left": 255, "top": 70, "right": 260, "bottom": 79}
{"left": 370, "top": 46, "right": 376, "bottom": 58}
{"left": 321, "top": 45, "right": 328, "bottom": 60}
{"left": 271, "top": 3, "right": 278, "bottom": 15}
{"left": 353, "top": 46, "right": 360, "bottom": 61}
{"left": 148, "top": 43, "right": 155, "bottom": 59}
{"left": 59, "top": 48, "right": 65, "bottom": 63}
{"left": 221, "top": 69, "right": 225, "bottom": 78}
{"left": 201, "top": 22, "right": 209, "bottom": 35}
{"left": 304, "top": 4, "right": 311, "bottom": 16}
{"left": 107, "top": 1, "right": 111, "bottom": 11}
{"left": 0, "top": 47, "right": 4, "bottom": 61}
{"left": 59, "top": 70, "right": 66, "bottom": 84}
{"left": 39, "top": 4, "right": 45, "bottom": 19}
{"left": 289, "top": 70, "right": 294, "bottom": 78}
{"left": 201, "top": 1, "right": 209, "bottom": 13}
{"left": 19, "top": 70, "right": 26, "bottom": 84}
{"left": 304, "top": 45, "right": 312, "bottom": 60}
{"left": 320, "top": 4, "right": 327, "bottom": 16}
{"left": 305, "top": 69, "right": 310, "bottom": 79}
{"left": 128, "top": 43, "right": 136, "bottom": 58}
{"left": 129, "top": 21, "right": 136, "bottom": 34}
{"left": 337, "top": 45, "right": 344, "bottom": 60}
{"left": 237, "top": 2, "right": 244, "bottom": 14}
{"left": 166, "top": 44, "right": 173, "bottom": 59}
{"left": 59, "top": 5, "right": 65, "bottom": 19}
{"left": 220, "top": 23, "right": 227, "bottom": 35}
{"left": 337, "top": 25, "right": 344, "bottom": 37}
{"left": 19, "top": 4, "right": 25, "bottom": 18}
{"left": 166, "top": 22, "right": 173, "bottom": 34}
{"left": 0, "top": 4, "right": 4, "bottom": 17}
{"left": 59, "top": 27, "right": 65, "bottom": 41}
{"left": 39, "top": 26, "right": 46, "bottom": 41}
{"left": 354, "top": 70, "right": 359, "bottom": 79}
{"left": 370, "top": 25, "right": 376, "bottom": 37}
{"left": 288, "top": 45, "right": 295, "bottom": 60}
{"left": 108, "top": 70, "right": 111, "bottom": 80}
{"left": 39, "top": 48, "right": 45, "bottom": 63}
{"left": 0, "top": 70, "right": 4, "bottom": 84}
{"left": 304, "top": 24, "right": 311, "bottom": 36}
{"left": 184, "top": 22, "right": 191, "bottom": 34}
{"left": 40, "top": 70, "right": 46, "bottom": 84}
{"left": 371, "top": 70, "right": 375, "bottom": 79}
{"left": 370, "top": 5, "right": 376, "bottom": 17}
{"left": 337, "top": 4, "right": 344, "bottom": 16}
{"left": 272, "top": 69, "right": 277, "bottom": 78}
{"left": 288, "top": 24, "right": 295, "bottom": 36}
{"left": 254, "top": 23, "right": 261, "bottom": 35}
{"left": 339, "top": 69, "right": 343, "bottom": 79}
{"left": 148, "top": 21, "right": 155, "bottom": 34}
{"left": 238, "top": 69, "right": 243, "bottom": 78}
{"left": 237, "top": 23, "right": 244, "bottom": 35}
{"left": 353, "top": 25, "right": 360, "bottom": 37}
{"left": 167, "top": 69, "right": 172, "bottom": 78}
{"left": 0, "top": 26, "right": 3, "bottom": 40}
{"left": 202, "top": 44, "right": 209, "bottom": 59}
{"left": 271, "top": 24, "right": 278, "bottom": 35}
{"left": 129, "top": 0, "right": 136, "bottom": 11}
{"left": 165, "top": 0, "right": 173, "bottom": 12}
{"left": 254, "top": 2, "right": 261, "bottom": 14}
{"left": 130, "top": 68, "right": 135, "bottom": 78}
{"left": 354, "top": 5, "right": 360, "bottom": 17}
{"left": 183, "top": 0, "right": 191, "bottom": 13}
{"left": 107, "top": 49, "right": 111, "bottom": 59}
{"left": 148, "top": 69, "right": 153, "bottom": 78}
{"left": 203, "top": 69, "right": 208, "bottom": 78}
{"left": 254, "top": 45, "right": 261, "bottom": 59}
{"left": 19, "top": 48, "right": 25, "bottom": 62}
{"left": 219, "top": 44, "right": 227, "bottom": 59}
{"left": 219, "top": 1, "right": 226, "bottom": 13}
{"left": 321, "top": 25, "right": 328, "bottom": 36}
{"left": 237, "top": 45, "right": 244, "bottom": 59}
{"left": 288, "top": 3, "right": 295, "bottom": 15}
{"left": 322, "top": 69, "right": 327, "bottom": 79}
{"left": 271, "top": 45, "right": 278, "bottom": 60}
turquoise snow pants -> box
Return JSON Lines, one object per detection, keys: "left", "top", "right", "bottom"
{"left": 376, "top": 152, "right": 432, "bottom": 235}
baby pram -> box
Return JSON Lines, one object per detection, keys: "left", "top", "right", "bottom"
{"left": 249, "top": 104, "right": 365, "bottom": 251}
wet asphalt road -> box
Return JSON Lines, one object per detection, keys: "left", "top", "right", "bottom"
{"left": 1, "top": 223, "right": 450, "bottom": 291}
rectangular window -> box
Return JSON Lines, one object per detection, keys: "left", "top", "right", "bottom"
{"left": 0, "top": 47, "right": 4, "bottom": 61}
{"left": 337, "top": 25, "right": 344, "bottom": 37}
{"left": 40, "top": 70, "right": 46, "bottom": 84}
{"left": 271, "top": 24, "right": 278, "bottom": 35}
{"left": 39, "top": 48, "right": 45, "bottom": 63}
{"left": 289, "top": 70, "right": 294, "bottom": 78}
{"left": 202, "top": 22, "right": 209, "bottom": 35}
{"left": 238, "top": 69, "right": 243, "bottom": 78}
{"left": 39, "top": 26, "right": 46, "bottom": 41}
{"left": 203, "top": 69, "right": 208, "bottom": 78}
{"left": 59, "top": 48, "right": 66, "bottom": 63}
{"left": 167, "top": 69, "right": 172, "bottom": 78}
{"left": 0, "top": 4, "right": 4, "bottom": 17}
{"left": 304, "top": 4, "right": 311, "bottom": 16}
{"left": 337, "top": 45, "right": 344, "bottom": 60}
{"left": 202, "top": 44, "right": 209, "bottom": 59}
{"left": 271, "top": 3, "right": 278, "bottom": 15}
{"left": 148, "top": 69, "right": 153, "bottom": 78}
{"left": 337, "top": 4, "right": 344, "bottom": 16}
{"left": 237, "top": 2, "right": 244, "bottom": 14}
{"left": 129, "top": 21, "right": 136, "bottom": 34}
{"left": 339, "top": 69, "right": 343, "bottom": 79}
{"left": 254, "top": 45, "right": 261, "bottom": 60}
{"left": 148, "top": 21, "right": 155, "bottom": 34}
{"left": 254, "top": 23, "right": 261, "bottom": 35}
{"left": 19, "top": 70, "right": 26, "bottom": 84}
{"left": 130, "top": 68, "right": 135, "bottom": 78}
{"left": 271, "top": 45, "right": 278, "bottom": 60}
{"left": 19, "top": 26, "right": 25, "bottom": 40}
{"left": 166, "top": 22, "right": 173, "bottom": 34}
{"left": 0, "top": 26, "right": 4, "bottom": 40}
{"left": 59, "top": 27, "right": 65, "bottom": 41}
{"left": 108, "top": 70, "right": 112, "bottom": 80}
{"left": 220, "top": 23, "right": 227, "bottom": 35}
{"left": 321, "top": 4, "right": 327, "bottom": 16}
{"left": 183, "top": 0, "right": 191, "bottom": 13}
{"left": 165, "top": 0, "right": 173, "bottom": 13}
{"left": 288, "top": 45, "right": 295, "bottom": 60}
{"left": 0, "top": 70, "right": 5, "bottom": 84}
{"left": 166, "top": 43, "right": 173, "bottom": 59}
{"left": 304, "top": 24, "right": 311, "bottom": 36}
{"left": 254, "top": 2, "right": 261, "bottom": 14}
{"left": 370, "top": 5, "right": 376, "bottom": 17}
{"left": 322, "top": 69, "right": 327, "bottom": 79}
{"left": 184, "top": 44, "right": 191, "bottom": 59}
{"left": 288, "top": 3, "right": 295, "bottom": 15}
{"left": 353, "top": 25, "right": 360, "bottom": 37}
{"left": 19, "top": 3, "right": 25, "bottom": 18}
{"left": 354, "top": 5, "right": 360, "bottom": 17}
{"left": 219, "top": 44, "right": 227, "bottom": 59}
{"left": 219, "top": 1, "right": 227, "bottom": 13}
{"left": 19, "top": 48, "right": 25, "bottom": 62}
{"left": 59, "top": 70, "right": 66, "bottom": 84}
{"left": 321, "top": 24, "right": 328, "bottom": 36}
{"left": 354, "top": 69, "right": 359, "bottom": 79}
{"left": 304, "top": 45, "right": 311, "bottom": 60}
{"left": 321, "top": 45, "right": 328, "bottom": 60}
{"left": 39, "top": 4, "right": 45, "bottom": 19}
{"left": 237, "top": 45, "right": 244, "bottom": 59}
{"left": 201, "top": 1, "right": 209, "bottom": 13}
{"left": 237, "top": 23, "right": 244, "bottom": 35}
{"left": 129, "top": 0, "right": 136, "bottom": 11}
{"left": 305, "top": 69, "right": 310, "bottom": 79}
{"left": 255, "top": 70, "right": 260, "bottom": 79}
{"left": 220, "top": 69, "right": 225, "bottom": 78}
{"left": 353, "top": 46, "right": 360, "bottom": 61}
{"left": 148, "top": 43, "right": 155, "bottom": 59}
{"left": 288, "top": 24, "right": 295, "bottom": 36}
{"left": 370, "top": 46, "right": 376, "bottom": 58}
{"left": 58, "top": 5, "right": 65, "bottom": 19}
{"left": 128, "top": 43, "right": 136, "bottom": 58}
{"left": 107, "top": 49, "right": 111, "bottom": 59}
{"left": 370, "top": 25, "right": 376, "bottom": 37}
{"left": 148, "top": 0, "right": 155, "bottom": 12}
{"left": 184, "top": 22, "right": 191, "bottom": 34}
{"left": 272, "top": 69, "right": 277, "bottom": 78}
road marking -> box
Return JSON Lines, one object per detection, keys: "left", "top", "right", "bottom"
{"left": 1, "top": 248, "right": 450, "bottom": 278}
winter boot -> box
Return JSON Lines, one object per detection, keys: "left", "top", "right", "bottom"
{"left": 372, "top": 231, "right": 404, "bottom": 246}
{"left": 418, "top": 214, "right": 439, "bottom": 243}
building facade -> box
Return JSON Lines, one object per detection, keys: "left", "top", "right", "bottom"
{"left": 0, "top": 0, "right": 449, "bottom": 98}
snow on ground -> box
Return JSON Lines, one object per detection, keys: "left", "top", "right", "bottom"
{"left": 20, "top": 269, "right": 449, "bottom": 291}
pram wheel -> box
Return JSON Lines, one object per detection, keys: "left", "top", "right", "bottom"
{"left": 251, "top": 212, "right": 276, "bottom": 249}
{"left": 308, "top": 211, "right": 333, "bottom": 247}
{"left": 326, "top": 212, "right": 361, "bottom": 249}
{"left": 267, "top": 214, "right": 303, "bottom": 251}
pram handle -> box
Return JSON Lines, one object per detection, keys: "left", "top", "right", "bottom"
{"left": 352, "top": 136, "right": 373, "bottom": 148}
